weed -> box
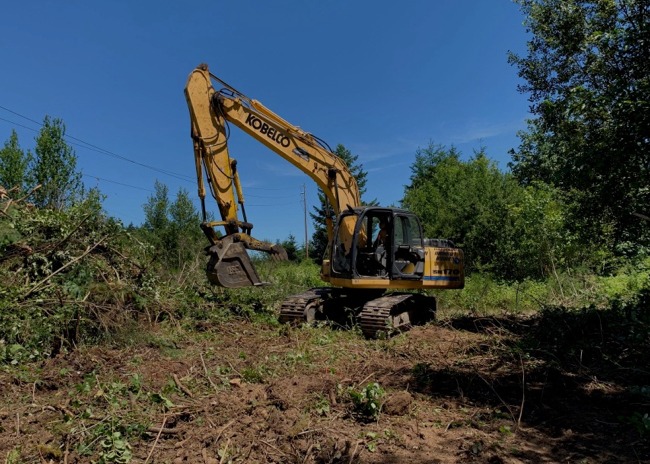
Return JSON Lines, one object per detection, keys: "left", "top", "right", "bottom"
{"left": 5, "top": 448, "right": 22, "bottom": 464}
{"left": 96, "top": 380, "right": 130, "bottom": 409}
{"left": 76, "top": 420, "right": 139, "bottom": 463}
{"left": 412, "top": 362, "right": 437, "bottom": 390}
{"left": 37, "top": 444, "right": 62, "bottom": 460}
{"left": 241, "top": 365, "right": 270, "bottom": 383}
{"left": 314, "top": 332, "right": 334, "bottom": 345}
{"left": 76, "top": 373, "right": 97, "bottom": 394}
{"left": 312, "top": 394, "right": 331, "bottom": 416}
{"left": 98, "top": 430, "right": 132, "bottom": 464}
{"left": 284, "top": 350, "right": 312, "bottom": 367}
{"left": 499, "top": 425, "right": 513, "bottom": 436}
{"left": 217, "top": 442, "right": 233, "bottom": 464}
{"left": 348, "top": 382, "right": 385, "bottom": 421}
{"left": 128, "top": 373, "right": 143, "bottom": 394}
{"left": 150, "top": 392, "right": 174, "bottom": 411}
{"left": 360, "top": 431, "right": 383, "bottom": 452}
{"left": 383, "top": 429, "right": 400, "bottom": 442}
{"left": 212, "top": 365, "right": 234, "bottom": 388}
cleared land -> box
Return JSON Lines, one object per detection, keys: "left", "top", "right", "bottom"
{"left": 1, "top": 307, "right": 648, "bottom": 463}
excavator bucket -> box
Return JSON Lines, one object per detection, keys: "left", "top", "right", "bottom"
{"left": 205, "top": 235, "right": 287, "bottom": 288}
{"left": 206, "top": 239, "right": 262, "bottom": 288}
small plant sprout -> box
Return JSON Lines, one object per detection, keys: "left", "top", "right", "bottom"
{"left": 348, "top": 382, "right": 385, "bottom": 421}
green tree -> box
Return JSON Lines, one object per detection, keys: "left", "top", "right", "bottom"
{"left": 403, "top": 143, "right": 519, "bottom": 275}
{"left": 142, "top": 180, "right": 172, "bottom": 266}
{"left": 501, "top": 182, "right": 578, "bottom": 279}
{"left": 279, "top": 234, "right": 304, "bottom": 262}
{"left": 30, "top": 116, "right": 83, "bottom": 210}
{"left": 508, "top": 0, "right": 650, "bottom": 249}
{"left": 168, "top": 187, "right": 202, "bottom": 267}
{"left": 143, "top": 181, "right": 203, "bottom": 268}
{"left": 0, "top": 130, "right": 31, "bottom": 194}
{"left": 402, "top": 143, "right": 581, "bottom": 279}
{"left": 309, "top": 144, "right": 372, "bottom": 263}
{"left": 143, "top": 180, "right": 170, "bottom": 236}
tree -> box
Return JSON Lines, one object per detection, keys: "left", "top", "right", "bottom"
{"left": 30, "top": 116, "right": 83, "bottom": 210}
{"left": 279, "top": 234, "right": 304, "bottom": 262}
{"left": 502, "top": 181, "right": 578, "bottom": 279}
{"left": 143, "top": 180, "right": 170, "bottom": 235}
{"left": 401, "top": 143, "right": 582, "bottom": 279}
{"left": 143, "top": 181, "right": 203, "bottom": 268}
{"left": 309, "top": 144, "right": 372, "bottom": 263}
{"left": 508, "top": 0, "right": 650, "bottom": 249}
{"left": 168, "top": 187, "right": 202, "bottom": 267}
{"left": 169, "top": 188, "right": 200, "bottom": 237}
{"left": 142, "top": 180, "right": 172, "bottom": 265}
{"left": 0, "top": 130, "right": 31, "bottom": 194}
{"left": 403, "top": 143, "right": 520, "bottom": 275}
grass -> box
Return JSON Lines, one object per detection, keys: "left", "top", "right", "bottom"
{"left": 436, "top": 258, "right": 650, "bottom": 319}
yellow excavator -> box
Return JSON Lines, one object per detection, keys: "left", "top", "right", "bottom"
{"left": 184, "top": 64, "right": 464, "bottom": 337}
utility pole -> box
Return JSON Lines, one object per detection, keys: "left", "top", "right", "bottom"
{"left": 302, "top": 184, "right": 309, "bottom": 259}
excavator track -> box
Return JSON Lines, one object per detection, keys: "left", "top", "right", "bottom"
{"left": 279, "top": 288, "right": 436, "bottom": 338}
{"left": 358, "top": 293, "right": 436, "bottom": 338}
{"left": 278, "top": 288, "right": 329, "bottom": 325}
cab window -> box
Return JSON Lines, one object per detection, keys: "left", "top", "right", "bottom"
{"left": 394, "top": 215, "right": 423, "bottom": 247}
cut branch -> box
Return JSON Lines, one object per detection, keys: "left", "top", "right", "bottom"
{"left": 24, "top": 236, "right": 109, "bottom": 297}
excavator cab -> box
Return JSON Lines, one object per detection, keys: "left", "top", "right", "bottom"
{"left": 330, "top": 207, "right": 426, "bottom": 282}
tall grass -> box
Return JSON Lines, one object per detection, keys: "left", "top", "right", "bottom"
{"left": 435, "top": 257, "right": 650, "bottom": 318}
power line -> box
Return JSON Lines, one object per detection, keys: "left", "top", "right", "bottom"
{"left": 242, "top": 186, "right": 298, "bottom": 191}
{"left": 83, "top": 173, "right": 154, "bottom": 192}
{"left": 0, "top": 116, "right": 38, "bottom": 133}
{"left": 0, "top": 105, "right": 303, "bottom": 194}
{"left": 246, "top": 201, "right": 303, "bottom": 207}
{"left": 0, "top": 105, "right": 194, "bottom": 183}
{"left": 245, "top": 193, "right": 299, "bottom": 199}
{"left": 0, "top": 105, "right": 42, "bottom": 127}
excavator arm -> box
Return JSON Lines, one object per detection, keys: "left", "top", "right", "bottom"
{"left": 184, "top": 64, "right": 361, "bottom": 287}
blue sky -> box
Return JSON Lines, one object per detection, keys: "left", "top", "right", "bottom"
{"left": 1, "top": 1, "right": 530, "bottom": 244}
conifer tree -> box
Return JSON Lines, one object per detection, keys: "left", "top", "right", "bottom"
{"left": 30, "top": 116, "right": 83, "bottom": 210}
{"left": 0, "top": 130, "right": 32, "bottom": 194}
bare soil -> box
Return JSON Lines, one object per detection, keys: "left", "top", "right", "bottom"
{"left": 1, "top": 311, "right": 648, "bottom": 463}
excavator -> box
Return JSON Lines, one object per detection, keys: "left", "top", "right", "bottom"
{"left": 184, "top": 63, "right": 464, "bottom": 337}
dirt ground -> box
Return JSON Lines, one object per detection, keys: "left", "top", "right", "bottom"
{"left": 1, "top": 312, "right": 648, "bottom": 463}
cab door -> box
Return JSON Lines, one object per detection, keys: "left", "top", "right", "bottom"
{"left": 390, "top": 213, "right": 425, "bottom": 280}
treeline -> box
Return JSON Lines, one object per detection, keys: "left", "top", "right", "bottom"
{"left": 0, "top": 117, "right": 85, "bottom": 209}
{"left": 402, "top": 144, "right": 581, "bottom": 280}
{"left": 0, "top": 119, "right": 205, "bottom": 273}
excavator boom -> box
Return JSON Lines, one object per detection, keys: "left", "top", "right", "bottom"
{"left": 185, "top": 64, "right": 358, "bottom": 287}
